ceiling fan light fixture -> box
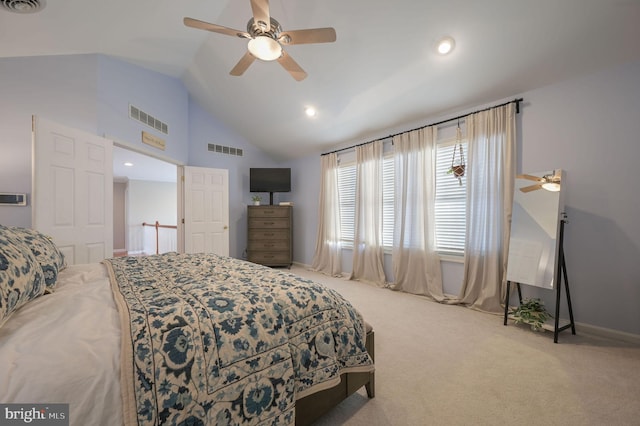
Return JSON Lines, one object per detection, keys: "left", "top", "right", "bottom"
{"left": 248, "top": 36, "right": 282, "bottom": 61}
{"left": 436, "top": 36, "right": 455, "bottom": 55}
{"left": 541, "top": 182, "right": 561, "bottom": 192}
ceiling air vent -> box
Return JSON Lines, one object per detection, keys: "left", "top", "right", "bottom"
{"left": 129, "top": 104, "right": 169, "bottom": 135}
{"left": 208, "top": 144, "right": 243, "bottom": 157}
{"left": 1, "top": 0, "right": 45, "bottom": 13}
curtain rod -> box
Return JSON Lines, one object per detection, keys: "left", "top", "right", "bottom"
{"left": 321, "top": 97, "right": 523, "bottom": 156}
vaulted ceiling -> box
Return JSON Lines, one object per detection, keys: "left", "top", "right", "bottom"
{"left": 2, "top": 0, "right": 640, "bottom": 161}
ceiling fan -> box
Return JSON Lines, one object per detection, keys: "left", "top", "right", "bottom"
{"left": 183, "top": 0, "right": 336, "bottom": 81}
{"left": 517, "top": 170, "right": 562, "bottom": 193}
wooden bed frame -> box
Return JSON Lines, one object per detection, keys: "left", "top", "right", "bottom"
{"left": 295, "top": 329, "right": 375, "bottom": 426}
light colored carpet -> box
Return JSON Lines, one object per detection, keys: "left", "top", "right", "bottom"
{"left": 289, "top": 265, "right": 640, "bottom": 426}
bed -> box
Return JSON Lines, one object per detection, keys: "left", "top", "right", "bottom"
{"left": 0, "top": 226, "right": 375, "bottom": 425}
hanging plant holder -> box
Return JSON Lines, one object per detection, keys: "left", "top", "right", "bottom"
{"left": 448, "top": 125, "right": 466, "bottom": 185}
{"left": 451, "top": 164, "right": 466, "bottom": 178}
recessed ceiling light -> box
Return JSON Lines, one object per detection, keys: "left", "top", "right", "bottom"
{"left": 124, "top": 162, "right": 134, "bottom": 167}
{"left": 305, "top": 106, "right": 317, "bottom": 117}
{"left": 436, "top": 36, "right": 455, "bottom": 55}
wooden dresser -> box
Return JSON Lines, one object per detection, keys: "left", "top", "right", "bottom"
{"left": 247, "top": 205, "right": 292, "bottom": 267}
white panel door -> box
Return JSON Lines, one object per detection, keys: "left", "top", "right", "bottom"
{"left": 32, "top": 116, "right": 113, "bottom": 264}
{"left": 182, "top": 166, "right": 229, "bottom": 256}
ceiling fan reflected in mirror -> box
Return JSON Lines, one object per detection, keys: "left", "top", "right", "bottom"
{"left": 184, "top": 0, "right": 336, "bottom": 81}
{"left": 517, "top": 170, "right": 562, "bottom": 193}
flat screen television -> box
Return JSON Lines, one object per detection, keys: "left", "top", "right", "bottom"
{"left": 250, "top": 168, "right": 291, "bottom": 204}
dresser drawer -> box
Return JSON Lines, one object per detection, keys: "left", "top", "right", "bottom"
{"left": 249, "top": 218, "right": 290, "bottom": 229}
{"left": 248, "top": 251, "right": 291, "bottom": 265}
{"left": 248, "top": 240, "right": 290, "bottom": 251}
{"left": 248, "top": 207, "right": 291, "bottom": 218}
{"left": 249, "top": 229, "right": 290, "bottom": 240}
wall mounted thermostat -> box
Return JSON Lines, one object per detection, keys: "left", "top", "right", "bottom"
{"left": 0, "top": 193, "right": 27, "bottom": 206}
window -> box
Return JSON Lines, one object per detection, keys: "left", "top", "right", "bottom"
{"left": 434, "top": 139, "right": 467, "bottom": 255}
{"left": 381, "top": 156, "right": 394, "bottom": 246}
{"left": 336, "top": 155, "right": 394, "bottom": 248}
{"left": 337, "top": 163, "right": 356, "bottom": 245}
{"left": 335, "top": 138, "right": 467, "bottom": 256}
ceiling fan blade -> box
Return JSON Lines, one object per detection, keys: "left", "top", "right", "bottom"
{"left": 184, "top": 17, "right": 251, "bottom": 39}
{"left": 520, "top": 184, "right": 542, "bottom": 193}
{"left": 517, "top": 174, "right": 543, "bottom": 182}
{"left": 230, "top": 52, "right": 256, "bottom": 76}
{"left": 277, "top": 50, "right": 307, "bottom": 81}
{"left": 250, "top": 0, "right": 271, "bottom": 32}
{"left": 279, "top": 27, "right": 337, "bottom": 45}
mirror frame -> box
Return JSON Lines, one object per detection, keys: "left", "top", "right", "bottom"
{"left": 506, "top": 169, "right": 565, "bottom": 289}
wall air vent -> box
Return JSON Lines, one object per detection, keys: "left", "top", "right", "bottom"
{"left": 208, "top": 144, "right": 243, "bottom": 157}
{"left": 1, "top": 0, "right": 45, "bottom": 13}
{"left": 129, "top": 104, "right": 169, "bottom": 135}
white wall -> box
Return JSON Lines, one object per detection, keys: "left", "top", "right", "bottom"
{"left": 113, "top": 181, "right": 127, "bottom": 252}
{"left": 127, "top": 180, "right": 177, "bottom": 254}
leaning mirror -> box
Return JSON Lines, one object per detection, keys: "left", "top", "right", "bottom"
{"left": 506, "top": 169, "right": 565, "bottom": 289}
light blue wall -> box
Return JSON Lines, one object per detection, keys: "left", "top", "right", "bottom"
{"left": 96, "top": 56, "right": 190, "bottom": 164}
{"left": 515, "top": 60, "right": 640, "bottom": 336}
{"left": 0, "top": 54, "right": 99, "bottom": 228}
{"left": 187, "top": 98, "right": 281, "bottom": 258}
{"left": 0, "top": 54, "right": 277, "bottom": 261}
{"left": 288, "top": 60, "right": 640, "bottom": 336}
{"left": 2, "top": 52, "right": 638, "bottom": 336}
{"left": 282, "top": 154, "right": 320, "bottom": 266}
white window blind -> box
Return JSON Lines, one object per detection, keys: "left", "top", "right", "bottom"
{"left": 382, "top": 156, "right": 394, "bottom": 247}
{"left": 337, "top": 163, "right": 356, "bottom": 246}
{"left": 337, "top": 155, "right": 394, "bottom": 248}
{"left": 435, "top": 140, "right": 467, "bottom": 255}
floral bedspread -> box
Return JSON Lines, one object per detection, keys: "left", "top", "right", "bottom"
{"left": 103, "top": 253, "right": 373, "bottom": 426}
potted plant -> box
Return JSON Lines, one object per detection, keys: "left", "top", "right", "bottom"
{"left": 251, "top": 195, "right": 261, "bottom": 206}
{"left": 508, "top": 298, "right": 552, "bottom": 331}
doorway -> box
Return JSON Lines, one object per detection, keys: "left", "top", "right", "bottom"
{"left": 112, "top": 145, "right": 178, "bottom": 256}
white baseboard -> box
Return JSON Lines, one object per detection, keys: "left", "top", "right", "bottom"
{"left": 575, "top": 322, "right": 640, "bottom": 345}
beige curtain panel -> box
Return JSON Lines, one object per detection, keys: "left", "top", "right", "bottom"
{"left": 390, "top": 126, "right": 444, "bottom": 300}
{"left": 350, "top": 140, "right": 386, "bottom": 286}
{"left": 455, "top": 103, "right": 516, "bottom": 313}
{"left": 310, "top": 153, "right": 344, "bottom": 277}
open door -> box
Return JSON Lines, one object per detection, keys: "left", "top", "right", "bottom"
{"left": 179, "top": 166, "right": 229, "bottom": 256}
{"left": 32, "top": 116, "right": 113, "bottom": 264}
